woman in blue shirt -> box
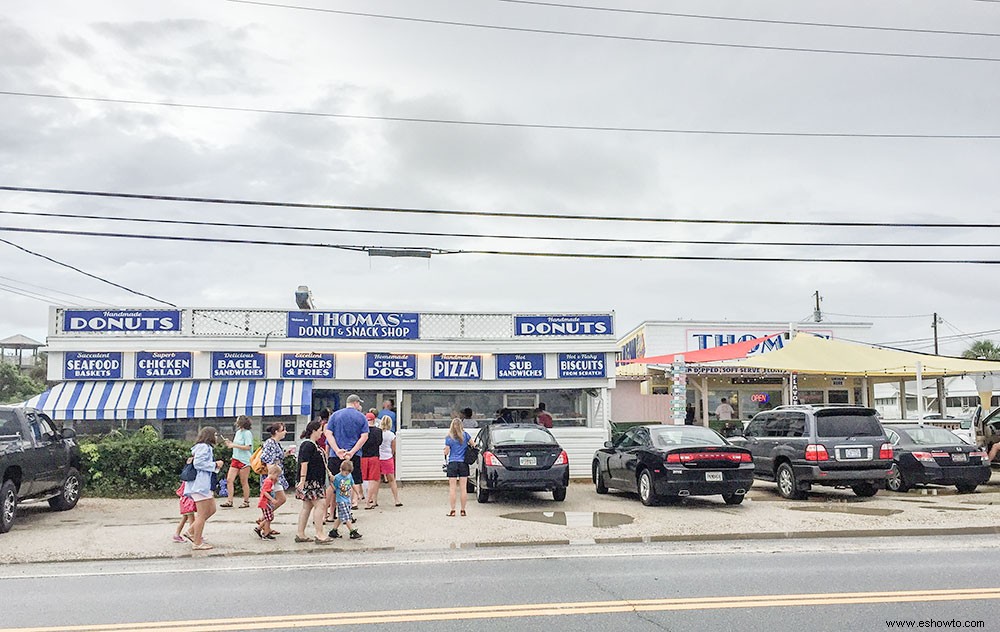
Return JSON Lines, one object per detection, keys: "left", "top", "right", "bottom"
{"left": 183, "top": 426, "right": 223, "bottom": 550}
{"left": 444, "top": 418, "right": 475, "bottom": 517}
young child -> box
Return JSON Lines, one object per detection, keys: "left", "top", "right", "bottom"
{"left": 173, "top": 481, "right": 196, "bottom": 543}
{"left": 329, "top": 460, "right": 362, "bottom": 540}
{"left": 255, "top": 463, "right": 281, "bottom": 540}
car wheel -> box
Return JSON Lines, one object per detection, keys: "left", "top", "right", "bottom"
{"left": 0, "top": 480, "right": 17, "bottom": 534}
{"left": 851, "top": 482, "right": 879, "bottom": 498}
{"left": 49, "top": 468, "right": 82, "bottom": 511}
{"left": 638, "top": 469, "right": 658, "bottom": 506}
{"left": 476, "top": 473, "right": 490, "bottom": 504}
{"left": 594, "top": 462, "right": 608, "bottom": 494}
{"left": 885, "top": 464, "right": 910, "bottom": 493}
{"left": 776, "top": 463, "right": 805, "bottom": 500}
{"left": 722, "top": 493, "right": 744, "bottom": 505}
{"left": 553, "top": 486, "right": 567, "bottom": 502}
{"left": 956, "top": 483, "right": 978, "bottom": 493}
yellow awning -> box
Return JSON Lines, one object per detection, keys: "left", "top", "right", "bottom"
{"left": 716, "top": 334, "right": 1000, "bottom": 377}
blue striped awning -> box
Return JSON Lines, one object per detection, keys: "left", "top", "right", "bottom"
{"left": 23, "top": 380, "right": 313, "bottom": 421}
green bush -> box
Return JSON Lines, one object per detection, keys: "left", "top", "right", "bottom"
{"left": 80, "top": 426, "right": 298, "bottom": 498}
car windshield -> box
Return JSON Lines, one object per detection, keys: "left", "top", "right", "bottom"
{"left": 900, "top": 427, "right": 963, "bottom": 445}
{"left": 650, "top": 426, "right": 727, "bottom": 448}
{"left": 815, "top": 413, "right": 882, "bottom": 438}
{"left": 492, "top": 427, "right": 557, "bottom": 445}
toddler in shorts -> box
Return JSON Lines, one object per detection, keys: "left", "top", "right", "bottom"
{"left": 173, "top": 482, "right": 196, "bottom": 543}
{"left": 328, "top": 460, "right": 362, "bottom": 540}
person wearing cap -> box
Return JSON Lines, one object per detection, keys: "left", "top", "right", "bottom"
{"left": 325, "top": 394, "right": 369, "bottom": 510}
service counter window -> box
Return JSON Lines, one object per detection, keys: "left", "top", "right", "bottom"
{"left": 405, "top": 390, "right": 589, "bottom": 429}
{"left": 828, "top": 390, "right": 850, "bottom": 404}
{"left": 798, "top": 390, "right": 825, "bottom": 405}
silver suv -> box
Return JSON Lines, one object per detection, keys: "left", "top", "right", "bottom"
{"left": 734, "top": 405, "right": 893, "bottom": 499}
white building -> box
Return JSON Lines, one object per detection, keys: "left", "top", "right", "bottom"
{"left": 32, "top": 307, "right": 617, "bottom": 480}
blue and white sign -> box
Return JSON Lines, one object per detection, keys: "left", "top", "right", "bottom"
{"left": 496, "top": 353, "right": 545, "bottom": 380}
{"left": 515, "top": 315, "right": 613, "bottom": 337}
{"left": 65, "top": 351, "right": 122, "bottom": 380}
{"left": 63, "top": 310, "right": 181, "bottom": 333}
{"left": 557, "top": 353, "right": 607, "bottom": 379}
{"left": 365, "top": 353, "right": 417, "bottom": 379}
{"left": 281, "top": 353, "right": 335, "bottom": 379}
{"left": 287, "top": 312, "right": 419, "bottom": 340}
{"left": 135, "top": 351, "right": 192, "bottom": 379}
{"left": 432, "top": 354, "right": 482, "bottom": 380}
{"left": 211, "top": 352, "right": 266, "bottom": 379}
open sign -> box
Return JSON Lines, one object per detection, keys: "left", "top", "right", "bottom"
{"left": 750, "top": 392, "right": 770, "bottom": 403}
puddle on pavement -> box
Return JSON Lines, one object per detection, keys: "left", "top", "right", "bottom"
{"left": 499, "top": 511, "right": 634, "bottom": 528}
{"left": 788, "top": 506, "right": 902, "bottom": 517}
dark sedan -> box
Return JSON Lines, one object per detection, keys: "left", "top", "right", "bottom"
{"left": 883, "top": 425, "right": 991, "bottom": 493}
{"left": 469, "top": 424, "right": 569, "bottom": 503}
{"left": 593, "top": 425, "right": 754, "bottom": 506}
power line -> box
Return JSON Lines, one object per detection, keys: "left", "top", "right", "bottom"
{"left": 6, "top": 224, "right": 1000, "bottom": 264}
{"left": 493, "top": 0, "right": 1000, "bottom": 38}
{"left": 825, "top": 311, "right": 934, "bottom": 319}
{"left": 224, "top": 0, "right": 1000, "bottom": 63}
{"left": 0, "top": 236, "right": 176, "bottom": 307}
{"left": 0, "top": 273, "right": 115, "bottom": 306}
{"left": 0, "top": 282, "right": 83, "bottom": 307}
{"left": 4, "top": 185, "right": 1000, "bottom": 229}
{"left": 4, "top": 90, "right": 997, "bottom": 140}
{"left": 5, "top": 208, "right": 1000, "bottom": 250}
{"left": 876, "top": 327, "right": 1000, "bottom": 345}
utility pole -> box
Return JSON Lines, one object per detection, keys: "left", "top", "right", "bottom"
{"left": 934, "top": 313, "right": 946, "bottom": 416}
{"left": 813, "top": 290, "right": 822, "bottom": 322}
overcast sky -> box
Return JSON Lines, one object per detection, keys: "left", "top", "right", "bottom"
{"left": 1, "top": 0, "right": 998, "bottom": 355}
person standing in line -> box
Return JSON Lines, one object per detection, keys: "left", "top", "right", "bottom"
{"left": 715, "top": 398, "right": 735, "bottom": 422}
{"left": 324, "top": 394, "right": 369, "bottom": 510}
{"left": 361, "top": 414, "right": 383, "bottom": 510}
{"left": 380, "top": 399, "right": 397, "bottom": 432}
{"left": 259, "top": 423, "right": 292, "bottom": 535}
{"left": 328, "top": 461, "right": 362, "bottom": 539}
{"left": 184, "top": 426, "right": 224, "bottom": 550}
{"left": 377, "top": 416, "right": 402, "bottom": 507}
{"left": 460, "top": 407, "right": 477, "bottom": 430}
{"left": 536, "top": 403, "right": 553, "bottom": 429}
{"left": 294, "top": 421, "right": 333, "bottom": 544}
{"left": 685, "top": 405, "right": 696, "bottom": 425}
{"left": 444, "top": 418, "right": 474, "bottom": 517}
{"left": 220, "top": 415, "right": 254, "bottom": 508}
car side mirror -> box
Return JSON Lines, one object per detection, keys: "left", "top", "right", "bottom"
{"left": 604, "top": 441, "right": 614, "bottom": 448}
{"left": 61, "top": 427, "right": 77, "bottom": 439}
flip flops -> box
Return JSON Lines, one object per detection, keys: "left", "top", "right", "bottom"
{"left": 192, "top": 543, "right": 214, "bottom": 551}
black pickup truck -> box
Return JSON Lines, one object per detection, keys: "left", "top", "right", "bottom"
{"left": 1, "top": 405, "right": 82, "bottom": 533}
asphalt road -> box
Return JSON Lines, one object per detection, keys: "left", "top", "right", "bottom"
{"left": 2, "top": 537, "right": 997, "bottom": 632}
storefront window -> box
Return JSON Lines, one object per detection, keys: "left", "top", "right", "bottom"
{"left": 407, "top": 390, "right": 589, "bottom": 429}
{"left": 828, "top": 390, "right": 850, "bottom": 404}
{"left": 798, "top": 390, "right": 824, "bottom": 405}
{"left": 313, "top": 390, "right": 393, "bottom": 418}
{"left": 739, "top": 390, "right": 782, "bottom": 420}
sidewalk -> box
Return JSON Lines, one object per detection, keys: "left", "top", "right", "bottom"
{"left": 4, "top": 476, "right": 1000, "bottom": 564}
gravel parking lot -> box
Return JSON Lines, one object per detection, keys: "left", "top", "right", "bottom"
{"left": 3, "top": 474, "right": 999, "bottom": 564}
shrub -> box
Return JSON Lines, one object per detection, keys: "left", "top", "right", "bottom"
{"left": 79, "top": 426, "right": 298, "bottom": 498}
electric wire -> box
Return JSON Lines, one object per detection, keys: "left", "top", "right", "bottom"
{"left": 223, "top": 0, "right": 1000, "bottom": 63}
{"left": 493, "top": 0, "right": 1000, "bottom": 38}
{"left": 825, "top": 311, "right": 934, "bottom": 319}
{"left": 0, "top": 282, "right": 84, "bottom": 307}
{"left": 3, "top": 90, "right": 997, "bottom": 140}
{"left": 0, "top": 236, "right": 176, "bottom": 307}
{"left": 2, "top": 208, "right": 997, "bottom": 250}
{"left": 876, "top": 327, "right": 1000, "bottom": 346}
{"left": 4, "top": 186, "right": 1000, "bottom": 229}
{"left": 0, "top": 274, "right": 116, "bottom": 306}
{"left": 4, "top": 224, "right": 1000, "bottom": 265}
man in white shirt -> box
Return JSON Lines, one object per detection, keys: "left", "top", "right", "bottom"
{"left": 715, "top": 398, "right": 735, "bottom": 421}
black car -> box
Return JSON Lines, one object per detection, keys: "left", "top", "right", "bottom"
{"left": 469, "top": 424, "right": 569, "bottom": 503}
{"left": 883, "top": 424, "right": 991, "bottom": 493}
{"left": 592, "top": 425, "right": 754, "bottom": 506}
{"left": 734, "top": 405, "right": 892, "bottom": 499}
{"left": 1, "top": 406, "right": 82, "bottom": 533}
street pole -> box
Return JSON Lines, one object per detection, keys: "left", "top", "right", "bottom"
{"left": 934, "top": 313, "right": 946, "bottom": 416}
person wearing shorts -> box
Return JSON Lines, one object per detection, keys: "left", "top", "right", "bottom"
{"left": 173, "top": 483, "right": 196, "bottom": 543}
{"left": 378, "top": 416, "right": 401, "bottom": 507}
{"left": 325, "top": 394, "right": 369, "bottom": 510}
{"left": 221, "top": 415, "right": 254, "bottom": 508}
{"left": 444, "top": 418, "right": 474, "bottom": 517}
{"left": 328, "top": 460, "right": 362, "bottom": 540}
{"left": 361, "top": 415, "right": 383, "bottom": 509}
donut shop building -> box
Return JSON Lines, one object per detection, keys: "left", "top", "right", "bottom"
{"left": 33, "top": 308, "right": 618, "bottom": 480}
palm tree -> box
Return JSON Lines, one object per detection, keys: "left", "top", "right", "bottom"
{"left": 962, "top": 340, "right": 1000, "bottom": 361}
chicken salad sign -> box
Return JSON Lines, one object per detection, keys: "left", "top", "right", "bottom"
{"left": 287, "top": 311, "right": 419, "bottom": 339}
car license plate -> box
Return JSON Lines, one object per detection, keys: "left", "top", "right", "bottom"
{"left": 845, "top": 448, "right": 862, "bottom": 459}
{"left": 520, "top": 456, "right": 537, "bottom": 466}
{"left": 953, "top": 453, "right": 968, "bottom": 462}
{"left": 705, "top": 471, "right": 723, "bottom": 482}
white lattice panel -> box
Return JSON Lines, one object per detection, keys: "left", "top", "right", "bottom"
{"left": 191, "top": 310, "right": 285, "bottom": 337}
